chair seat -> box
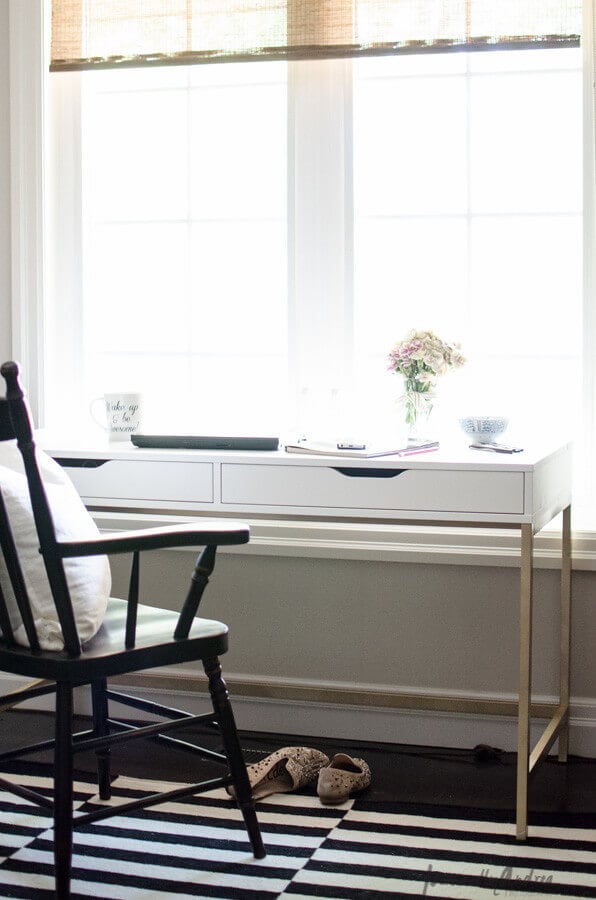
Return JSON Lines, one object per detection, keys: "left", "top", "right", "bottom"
{"left": 0, "top": 597, "right": 229, "bottom": 682}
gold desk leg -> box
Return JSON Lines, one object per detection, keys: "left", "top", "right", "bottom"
{"left": 558, "top": 504, "right": 572, "bottom": 762}
{"left": 0, "top": 678, "right": 50, "bottom": 713}
{"left": 516, "top": 523, "right": 533, "bottom": 841}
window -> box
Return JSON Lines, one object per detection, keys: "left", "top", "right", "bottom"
{"left": 46, "top": 45, "right": 583, "bottom": 447}
{"left": 7, "top": 0, "right": 588, "bottom": 521}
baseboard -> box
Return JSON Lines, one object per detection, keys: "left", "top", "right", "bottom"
{"left": 226, "top": 693, "right": 596, "bottom": 758}
{"left": 0, "top": 675, "right": 56, "bottom": 712}
{"left": 120, "top": 673, "right": 596, "bottom": 758}
{"left": 2, "top": 670, "right": 594, "bottom": 757}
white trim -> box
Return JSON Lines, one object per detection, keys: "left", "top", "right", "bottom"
{"left": 2, "top": 669, "right": 592, "bottom": 756}
{"left": 90, "top": 509, "right": 593, "bottom": 568}
{"left": 63, "top": 670, "right": 596, "bottom": 757}
{"left": 8, "top": 0, "right": 46, "bottom": 422}
{"left": 581, "top": 0, "right": 596, "bottom": 508}
{"left": 44, "top": 70, "right": 84, "bottom": 429}
{"left": 217, "top": 692, "right": 596, "bottom": 758}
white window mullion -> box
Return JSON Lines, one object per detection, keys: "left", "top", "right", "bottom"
{"left": 288, "top": 59, "right": 354, "bottom": 440}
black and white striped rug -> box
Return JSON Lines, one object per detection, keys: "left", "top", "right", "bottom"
{"left": 0, "top": 766, "right": 594, "bottom": 899}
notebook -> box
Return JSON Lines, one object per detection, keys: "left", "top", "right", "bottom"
{"left": 131, "top": 435, "right": 280, "bottom": 451}
{"left": 284, "top": 440, "right": 439, "bottom": 458}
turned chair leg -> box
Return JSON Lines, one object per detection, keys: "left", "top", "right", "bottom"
{"left": 54, "top": 682, "right": 74, "bottom": 899}
{"left": 91, "top": 678, "right": 112, "bottom": 800}
{"left": 203, "top": 657, "right": 266, "bottom": 859}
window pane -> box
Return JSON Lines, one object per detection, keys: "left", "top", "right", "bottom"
{"left": 468, "top": 215, "right": 582, "bottom": 357}
{"left": 187, "top": 356, "right": 288, "bottom": 435}
{"left": 84, "top": 224, "right": 189, "bottom": 354}
{"left": 84, "top": 87, "right": 189, "bottom": 221}
{"left": 354, "top": 218, "right": 468, "bottom": 356}
{"left": 77, "top": 63, "right": 287, "bottom": 435}
{"left": 189, "top": 82, "right": 286, "bottom": 219}
{"left": 189, "top": 221, "right": 287, "bottom": 355}
{"left": 353, "top": 48, "right": 582, "bottom": 443}
{"left": 355, "top": 73, "right": 468, "bottom": 216}
{"left": 469, "top": 71, "right": 582, "bottom": 213}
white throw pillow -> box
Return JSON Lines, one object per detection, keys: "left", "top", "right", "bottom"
{"left": 0, "top": 442, "right": 111, "bottom": 650}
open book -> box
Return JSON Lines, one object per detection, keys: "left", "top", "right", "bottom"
{"left": 284, "top": 440, "right": 439, "bottom": 459}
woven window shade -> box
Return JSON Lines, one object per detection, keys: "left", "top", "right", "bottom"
{"left": 50, "top": 1, "right": 582, "bottom": 72}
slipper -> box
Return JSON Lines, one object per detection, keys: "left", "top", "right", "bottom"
{"left": 227, "top": 746, "right": 329, "bottom": 800}
{"left": 317, "top": 752, "right": 371, "bottom": 804}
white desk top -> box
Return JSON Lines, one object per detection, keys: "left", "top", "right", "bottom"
{"left": 38, "top": 432, "right": 568, "bottom": 473}
{"left": 38, "top": 433, "right": 572, "bottom": 530}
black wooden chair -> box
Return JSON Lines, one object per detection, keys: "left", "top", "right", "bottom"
{"left": 0, "top": 361, "right": 265, "bottom": 898}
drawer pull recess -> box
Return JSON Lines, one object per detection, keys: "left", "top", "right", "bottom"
{"left": 53, "top": 458, "right": 110, "bottom": 468}
{"left": 332, "top": 467, "right": 406, "bottom": 479}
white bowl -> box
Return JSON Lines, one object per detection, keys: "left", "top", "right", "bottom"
{"left": 459, "top": 416, "right": 508, "bottom": 443}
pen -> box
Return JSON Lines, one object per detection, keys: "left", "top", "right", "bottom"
{"left": 469, "top": 443, "right": 523, "bottom": 454}
{"left": 397, "top": 446, "right": 439, "bottom": 457}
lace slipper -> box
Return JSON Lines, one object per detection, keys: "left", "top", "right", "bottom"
{"left": 317, "top": 753, "right": 372, "bottom": 805}
{"left": 227, "top": 746, "right": 330, "bottom": 800}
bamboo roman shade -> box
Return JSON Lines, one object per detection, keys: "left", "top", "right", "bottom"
{"left": 50, "top": 1, "right": 582, "bottom": 72}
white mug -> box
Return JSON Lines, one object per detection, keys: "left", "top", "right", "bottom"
{"left": 90, "top": 393, "right": 142, "bottom": 441}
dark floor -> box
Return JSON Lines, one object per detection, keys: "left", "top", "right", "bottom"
{"left": 2, "top": 709, "right": 596, "bottom": 826}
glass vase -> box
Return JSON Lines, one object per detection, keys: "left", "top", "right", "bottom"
{"left": 401, "top": 380, "right": 436, "bottom": 442}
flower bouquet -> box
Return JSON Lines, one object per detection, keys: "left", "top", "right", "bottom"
{"left": 387, "top": 330, "right": 465, "bottom": 436}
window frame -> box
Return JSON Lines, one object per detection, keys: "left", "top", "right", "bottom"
{"left": 9, "top": 0, "right": 46, "bottom": 424}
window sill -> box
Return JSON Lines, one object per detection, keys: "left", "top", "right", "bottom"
{"left": 91, "top": 510, "right": 591, "bottom": 570}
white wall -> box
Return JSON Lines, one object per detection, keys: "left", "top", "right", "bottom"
{"left": 109, "top": 545, "right": 596, "bottom": 755}
{"left": 0, "top": 0, "right": 12, "bottom": 360}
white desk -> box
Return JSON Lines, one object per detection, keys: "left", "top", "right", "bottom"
{"left": 42, "top": 436, "right": 573, "bottom": 839}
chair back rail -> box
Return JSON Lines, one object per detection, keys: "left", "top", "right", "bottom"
{"left": 0, "top": 397, "right": 42, "bottom": 650}
{"left": 0, "top": 491, "right": 40, "bottom": 650}
{"left": 125, "top": 551, "right": 140, "bottom": 649}
{"left": 1, "top": 364, "right": 81, "bottom": 655}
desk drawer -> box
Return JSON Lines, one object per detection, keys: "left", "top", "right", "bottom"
{"left": 221, "top": 464, "right": 525, "bottom": 515}
{"left": 59, "top": 460, "right": 214, "bottom": 504}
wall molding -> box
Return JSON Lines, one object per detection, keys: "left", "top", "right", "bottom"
{"left": 91, "top": 510, "right": 596, "bottom": 570}
{"left": 103, "top": 671, "right": 596, "bottom": 758}
{"left": 4, "top": 670, "right": 592, "bottom": 757}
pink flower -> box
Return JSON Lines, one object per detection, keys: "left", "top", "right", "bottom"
{"left": 388, "top": 330, "right": 466, "bottom": 382}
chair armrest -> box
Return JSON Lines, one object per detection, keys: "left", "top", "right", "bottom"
{"left": 53, "top": 520, "right": 250, "bottom": 558}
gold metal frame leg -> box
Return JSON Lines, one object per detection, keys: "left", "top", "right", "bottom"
{"left": 0, "top": 678, "right": 50, "bottom": 713}
{"left": 558, "top": 504, "right": 572, "bottom": 762}
{"left": 516, "top": 523, "right": 533, "bottom": 841}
